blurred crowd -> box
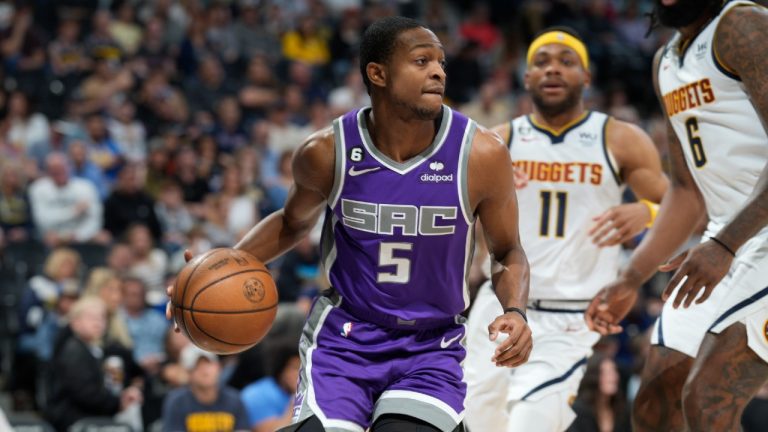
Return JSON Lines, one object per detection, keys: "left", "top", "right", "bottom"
{"left": 0, "top": 0, "right": 765, "bottom": 431}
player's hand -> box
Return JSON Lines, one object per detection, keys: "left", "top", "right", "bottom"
{"left": 488, "top": 311, "right": 532, "bottom": 368}
{"left": 512, "top": 167, "right": 529, "bottom": 189}
{"left": 166, "top": 249, "right": 194, "bottom": 331}
{"left": 588, "top": 202, "right": 650, "bottom": 247}
{"left": 585, "top": 276, "right": 640, "bottom": 335}
{"left": 660, "top": 241, "right": 733, "bottom": 309}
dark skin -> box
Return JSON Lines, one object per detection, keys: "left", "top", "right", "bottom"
{"left": 168, "top": 27, "right": 532, "bottom": 367}
{"left": 587, "top": 3, "right": 768, "bottom": 431}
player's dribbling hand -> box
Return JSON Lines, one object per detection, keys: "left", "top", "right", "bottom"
{"left": 588, "top": 202, "right": 650, "bottom": 247}
{"left": 488, "top": 312, "right": 532, "bottom": 368}
{"left": 660, "top": 240, "right": 733, "bottom": 309}
{"left": 585, "top": 277, "right": 639, "bottom": 335}
{"left": 166, "top": 249, "right": 195, "bottom": 331}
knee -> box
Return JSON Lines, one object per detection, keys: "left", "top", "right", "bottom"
{"left": 632, "top": 380, "right": 666, "bottom": 431}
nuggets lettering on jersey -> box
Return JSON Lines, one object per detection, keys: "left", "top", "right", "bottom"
{"left": 513, "top": 160, "right": 602, "bottom": 185}
{"left": 657, "top": 0, "right": 768, "bottom": 230}
{"left": 661, "top": 78, "right": 715, "bottom": 116}
{"left": 510, "top": 111, "right": 623, "bottom": 300}
{"left": 322, "top": 106, "right": 476, "bottom": 324}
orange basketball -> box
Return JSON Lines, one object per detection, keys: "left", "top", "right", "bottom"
{"left": 171, "top": 248, "right": 278, "bottom": 355}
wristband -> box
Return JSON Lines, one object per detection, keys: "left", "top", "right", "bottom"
{"left": 640, "top": 199, "right": 659, "bottom": 228}
{"left": 710, "top": 237, "right": 736, "bottom": 257}
{"left": 503, "top": 307, "right": 527, "bottom": 323}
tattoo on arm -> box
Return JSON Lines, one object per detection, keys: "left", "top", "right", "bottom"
{"left": 714, "top": 6, "right": 768, "bottom": 248}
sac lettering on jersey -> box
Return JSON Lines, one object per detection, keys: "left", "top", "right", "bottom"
{"left": 341, "top": 198, "right": 457, "bottom": 236}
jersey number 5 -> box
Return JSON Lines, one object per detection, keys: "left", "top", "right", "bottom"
{"left": 377, "top": 242, "right": 412, "bottom": 284}
{"left": 540, "top": 190, "right": 568, "bottom": 238}
{"left": 685, "top": 117, "right": 707, "bottom": 168}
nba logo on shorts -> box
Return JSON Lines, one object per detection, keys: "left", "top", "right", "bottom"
{"left": 341, "top": 322, "right": 353, "bottom": 338}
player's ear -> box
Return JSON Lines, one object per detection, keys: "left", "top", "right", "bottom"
{"left": 583, "top": 67, "right": 592, "bottom": 89}
{"left": 367, "top": 62, "right": 387, "bottom": 89}
{"left": 523, "top": 71, "right": 531, "bottom": 91}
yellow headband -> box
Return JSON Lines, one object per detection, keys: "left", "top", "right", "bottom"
{"left": 527, "top": 31, "right": 589, "bottom": 69}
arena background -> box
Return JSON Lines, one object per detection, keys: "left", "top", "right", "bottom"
{"left": 0, "top": 0, "right": 766, "bottom": 430}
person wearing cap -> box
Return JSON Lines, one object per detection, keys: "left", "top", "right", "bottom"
{"left": 464, "top": 27, "right": 668, "bottom": 432}
{"left": 161, "top": 345, "right": 249, "bottom": 432}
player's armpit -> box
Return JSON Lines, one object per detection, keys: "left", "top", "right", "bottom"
{"left": 605, "top": 118, "right": 668, "bottom": 203}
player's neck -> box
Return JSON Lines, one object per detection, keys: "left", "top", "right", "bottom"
{"left": 531, "top": 103, "right": 586, "bottom": 131}
{"left": 676, "top": 10, "right": 717, "bottom": 46}
{"left": 367, "top": 104, "right": 440, "bottom": 163}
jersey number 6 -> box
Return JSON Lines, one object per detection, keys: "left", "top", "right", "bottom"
{"left": 685, "top": 117, "right": 707, "bottom": 168}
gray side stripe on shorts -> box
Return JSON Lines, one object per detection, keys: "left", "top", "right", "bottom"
{"left": 373, "top": 398, "right": 459, "bottom": 432}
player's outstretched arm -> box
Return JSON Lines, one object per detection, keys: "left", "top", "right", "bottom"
{"left": 234, "top": 128, "right": 334, "bottom": 263}
{"left": 470, "top": 126, "right": 532, "bottom": 368}
{"left": 661, "top": 5, "right": 768, "bottom": 308}
{"left": 588, "top": 119, "right": 670, "bottom": 246}
{"left": 586, "top": 48, "right": 706, "bottom": 334}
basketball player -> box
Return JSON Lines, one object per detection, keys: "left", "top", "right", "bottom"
{"left": 168, "top": 17, "right": 532, "bottom": 432}
{"left": 586, "top": 1, "right": 768, "bottom": 431}
{"left": 463, "top": 28, "right": 668, "bottom": 432}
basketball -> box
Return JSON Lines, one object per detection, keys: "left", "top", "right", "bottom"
{"left": 171, "top": 248, "right": 278, "bottom": 355}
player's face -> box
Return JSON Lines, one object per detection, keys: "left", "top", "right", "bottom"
{"left": 385, "top": 27, "right": 447, "bottom": 120}
{"left": 525, "top": 44, "right": 590, "bottom": 117}
{"left": 655, "top": 0, "right": 713, "bottom": 28}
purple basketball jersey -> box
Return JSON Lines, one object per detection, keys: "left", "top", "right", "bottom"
{"left": 321, "top": 105, "right": 477, "bottom": 327}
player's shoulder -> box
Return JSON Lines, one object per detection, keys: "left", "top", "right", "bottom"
{"left": 471, "top": 123, "right": 507, "bottom": 156}
{"left": 292, "top": 126, "right": 335, "bottom": 196}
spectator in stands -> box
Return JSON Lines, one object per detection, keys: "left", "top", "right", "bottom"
{"left": 125, "top": 223, "right": 168, "bottom": 306}
{"left": 4, "top": 91, "right": 49, "bottom": 157}
{"left": 0, "top": 4, "right": 46, "bottom": 97}
{"left": 155, "top": 180, "right": 194, "bottom": 254}
{"left": 85, "top": 112, "right": 124, "bottom": 183}
{"left": 569, "top": 354, "right": 631, "bottom": 432}
{"left": 201, "top": 194, "right": 238, "bottom": 248}
{"left": 241, "top": 337, "right": 300, "bottom": 432}
{"left": 262, "top": 150, "right": 294, "bottom": 216}
{"left": 0, "top": 162, "right": 32, "bottom": 247}
{"left": 48, "top": 18, "right": 91, "bottom": 80}
{"left": 108, "top": 99, "right": 147, "bottom": 163}
{"left": 460, "top": 79, "right": 514, "bottom": 128}
{"left": 83, "top": 268, "right": 133, "bottom": 351}
{"left": 213, "top": 97, "right": 249, "bottom": 154}
{"left": 106, "top": 241, "right": 135, "bottom": 277}
{"left": 233, "top": 0, "right": 281, "bottom": 63}
{"left": 219, "top": 164, "right": 259, "bottom": 241}
{"left": 29, "top": 152, "right": 106, "bottom": 247}
{"left": 281, "top": 15, "right": 330, "bottom": 66}
{"left": 45, "top": 296, "right": 143, "bottom": 431}
{"left": 122, "top": 277, "right": 168, "bottom": 375}
{"left": 13, "top": 247, "right": 81, "bottom": 410}
{"left": 104, "top": 163, "right": 162, "bottom": 241}
{"left": 76, "top": 56, "right": 134, "bottom": 115}
{"left": 110, "top": 1, "right": 143, "bottom": 56}
{"left": 206, "top": 1, "right": 240, "bottom": 72}
{"left": 68, "top": 139, "right": 109, "bottom": 199}
{"left": 184, "top": 55, "right": 236, "bottom": 116}
{"left": 238, "top": 55, "right": 280, "bottom": 122}
{"left": 162, "top": 345, "right": 249, "bottom": 432}
{"left": 276, "top": 235, "right": 320, "bottom": 304}
{"left": 173, "top": 145, "right": 210, "bottom": 213}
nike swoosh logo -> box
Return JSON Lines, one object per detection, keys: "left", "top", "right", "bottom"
{"left": 348, "top": 166, "right": 381, "bottom": 177}
{"left": 440, "top": 332, "right": 462, "bottom": 349}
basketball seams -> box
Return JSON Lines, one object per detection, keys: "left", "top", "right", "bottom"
{"left": 189, "top": 306, "right": 277, "bottom": 347}
{"left": 176, "top": 249, "right": 217, "bottom": 349}
{"left": 175, "top": 303, "right": 278, "bottom": 314}
{"left": 188, "top": 268, "right": 275, "bottom": 310}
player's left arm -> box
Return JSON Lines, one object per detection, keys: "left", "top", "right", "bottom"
{"left": 469, "top": 126, "right": 532, "bottom": 368}
{"left": 590, "top": 120, "right": 670, "bottom": 246}
{"left": 664, "top": 5, "right": 768, "bottom": 308}
{"left": 710, "top": 5, "right": 768, "bottom": 253}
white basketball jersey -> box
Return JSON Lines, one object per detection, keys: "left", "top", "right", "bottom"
{"left": 657, "top": 0, "right": 768, "bottom": 233}
{"left": 510, "top": 111, "right": 623, "bottom": 300}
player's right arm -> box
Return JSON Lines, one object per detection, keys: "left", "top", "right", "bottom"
{"left": 166, "top": 129, "right": 334, "bottom": 322}
{"left": 586, "top": 47, "right": 706, "bottom": 334}
{"left": 234, "top": 128, "right": 334, "bottom": 262}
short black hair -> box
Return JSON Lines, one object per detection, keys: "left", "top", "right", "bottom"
{"left": 532, "top": 26, "right": 585, "bottom": 44}
{"left": 359, "top": 16, "right": 424, "bottom": 94}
